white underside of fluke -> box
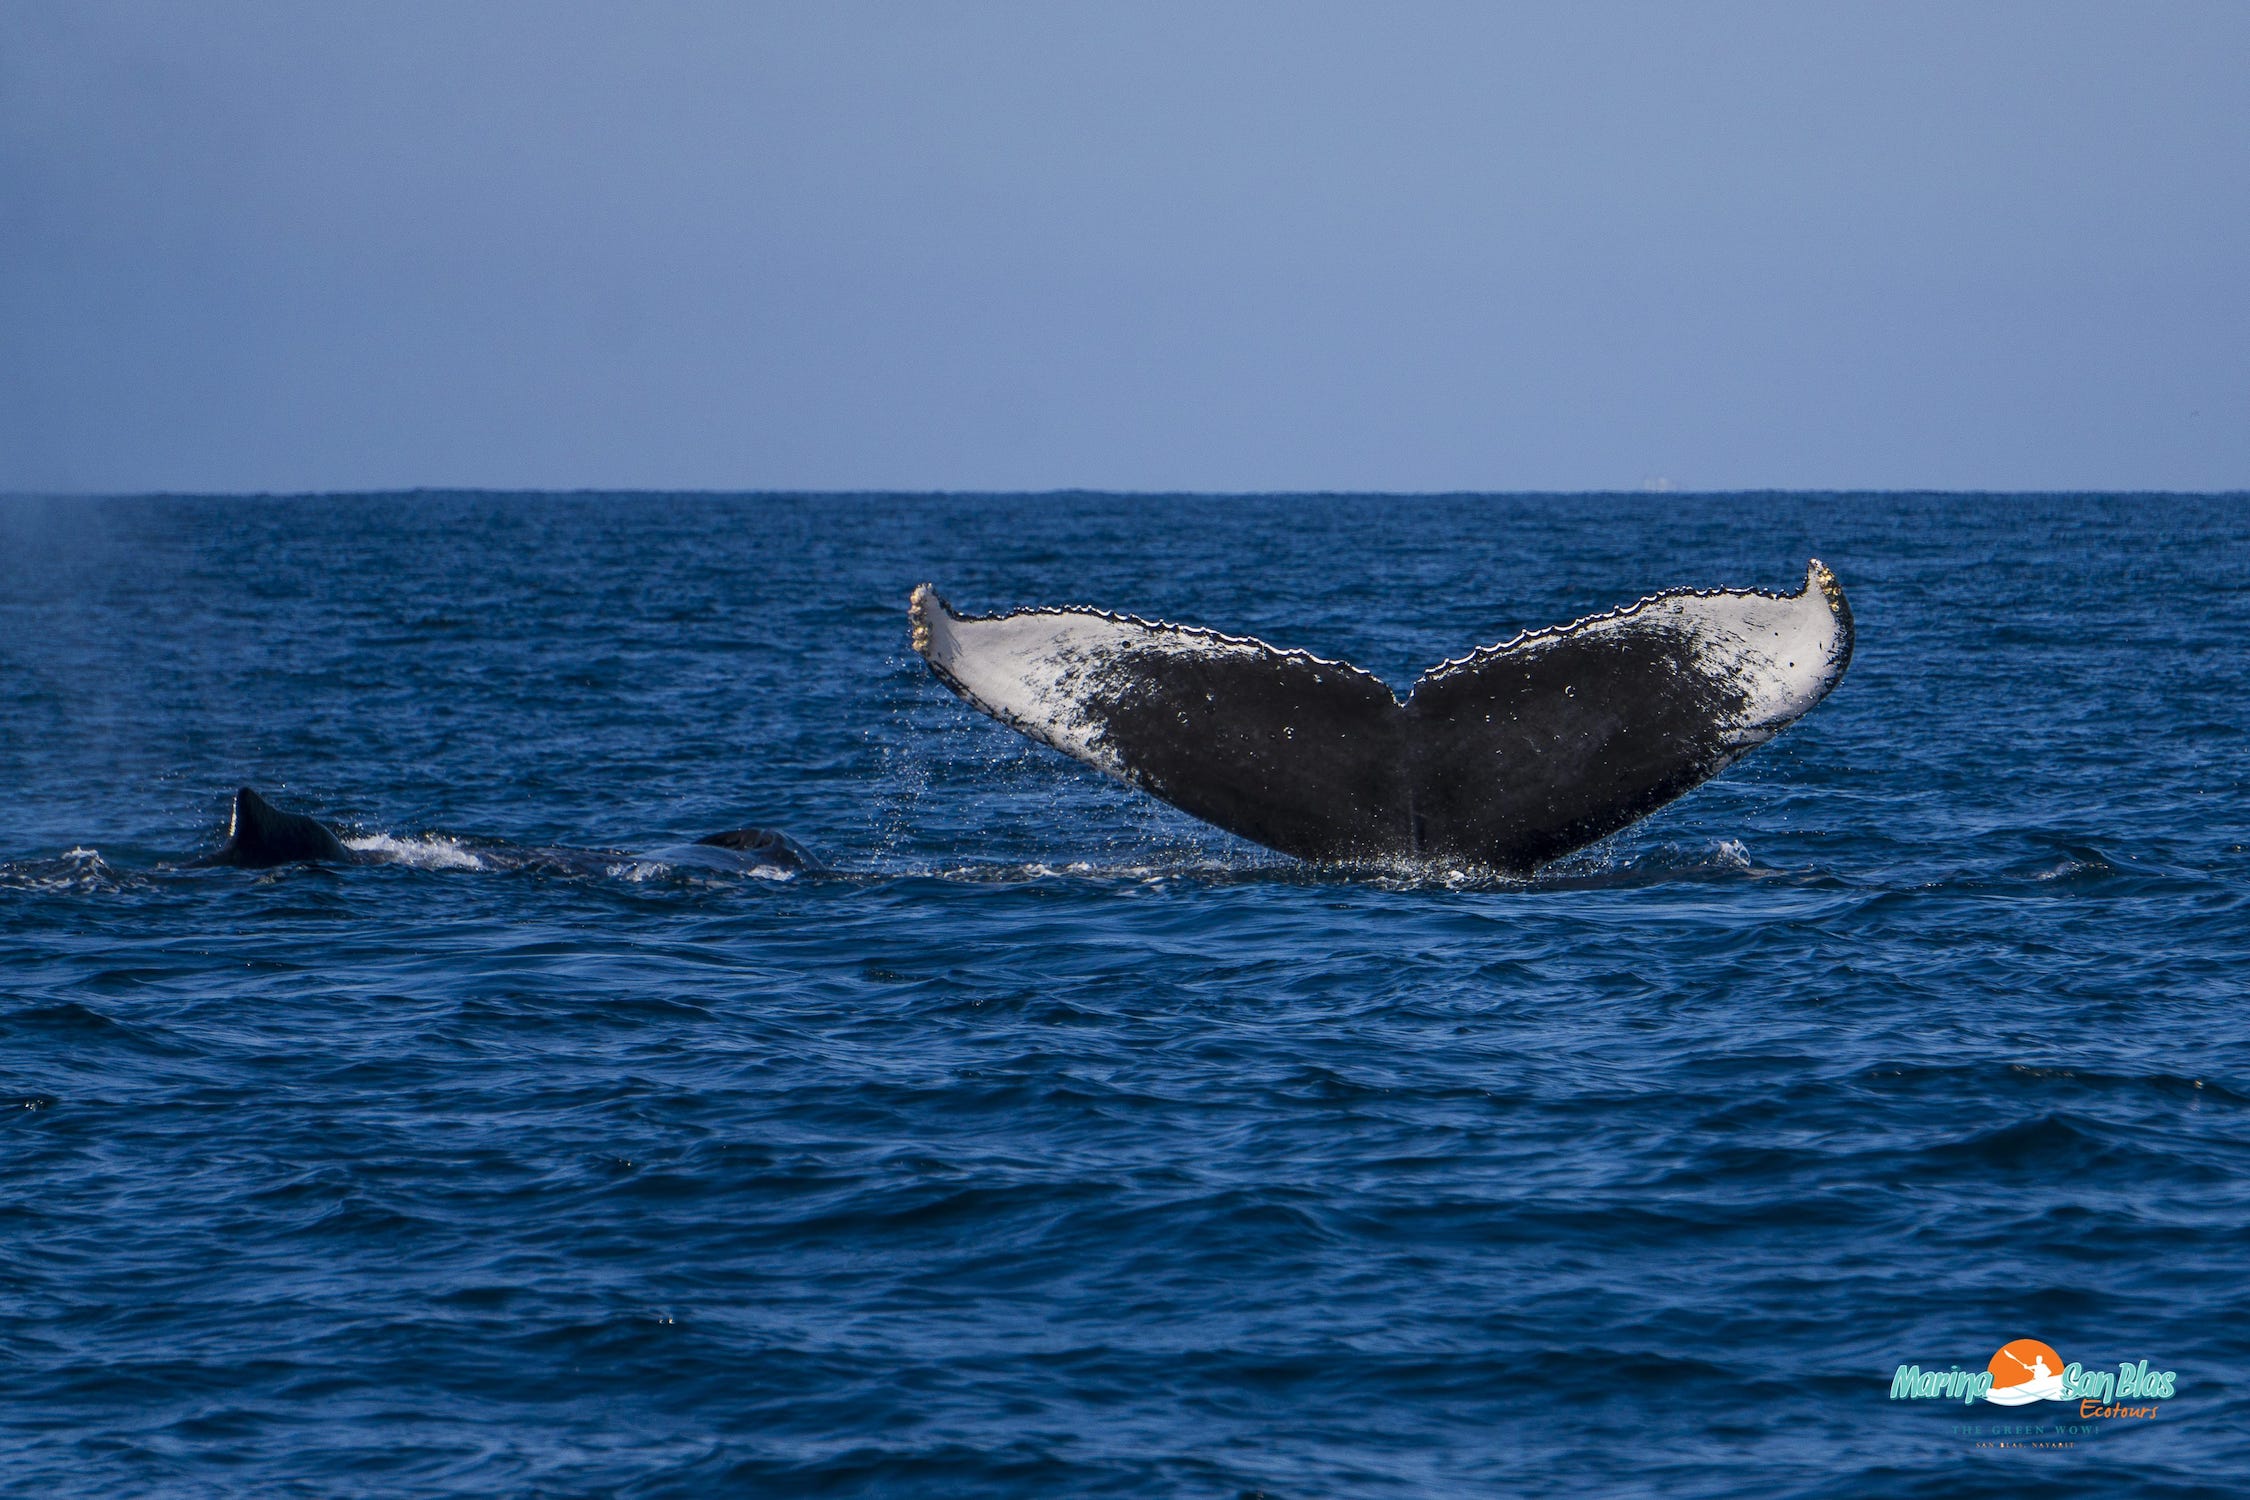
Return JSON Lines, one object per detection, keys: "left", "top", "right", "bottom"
{"left": 910, "top": 584, "right": 1355, "bottom": 775}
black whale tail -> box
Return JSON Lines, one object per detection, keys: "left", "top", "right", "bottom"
{"left": 196, "top": 787, "right": 353, "bottom": 868}
{"left": 910, "top": 561, "right": 1855, "bottom": 874}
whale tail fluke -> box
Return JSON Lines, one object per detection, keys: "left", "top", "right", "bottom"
{"left": 909, "top": 563, "right": 1853, "bottom": 874}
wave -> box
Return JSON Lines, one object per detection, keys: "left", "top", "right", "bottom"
{"left": 4, "top": 824, "right": 2232, "bottom": 903}
{"left": 0, "top": 847, "right": 148, "bottom": 894}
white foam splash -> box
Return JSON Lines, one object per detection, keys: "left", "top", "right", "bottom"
{"left": 344, "top": 834, "right": 488, "bottom": 871}
{"left": 604, "top": 858, "right": 797, "bottom": 884}
{"left": 0, "top": 847, "right": 133, "bottom": 893}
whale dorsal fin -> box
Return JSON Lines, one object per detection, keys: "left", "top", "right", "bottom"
{"left": 212, "top": 787, "right": 351, "bottom": 868}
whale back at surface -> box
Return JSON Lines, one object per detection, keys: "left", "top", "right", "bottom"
{"left": 188, "top": 789, "right": 817, "bottom": 875}
{"left": 909, "top": 563, "right": 1854, "bottom": 874}
{"left": 693, "top": 826, "right": 818, "bottom": 871}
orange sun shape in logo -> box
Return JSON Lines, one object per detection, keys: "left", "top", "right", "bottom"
{"left": 1986, "top": 1339, "right": 2066, "bottom": 1402}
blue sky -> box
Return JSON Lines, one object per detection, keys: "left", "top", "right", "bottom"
{"left": 3, "top": 1, "right": 2244, "bottom": 493}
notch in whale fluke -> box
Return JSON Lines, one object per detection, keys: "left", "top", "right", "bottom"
{"left": 909, "top": 562, "right": 1853, "bottom": 875}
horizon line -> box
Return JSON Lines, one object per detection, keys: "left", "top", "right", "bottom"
{"left": 6, "top": 486, "right": 2248, "bottom": 502}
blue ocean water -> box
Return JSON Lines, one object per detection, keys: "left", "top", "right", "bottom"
{"left": 2, "top": 492, "right": 2246, "bottom": 1498}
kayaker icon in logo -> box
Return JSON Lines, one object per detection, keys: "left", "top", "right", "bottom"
{"left": 1986, "top": 1339, "right": 2068, "bottom": 1406}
